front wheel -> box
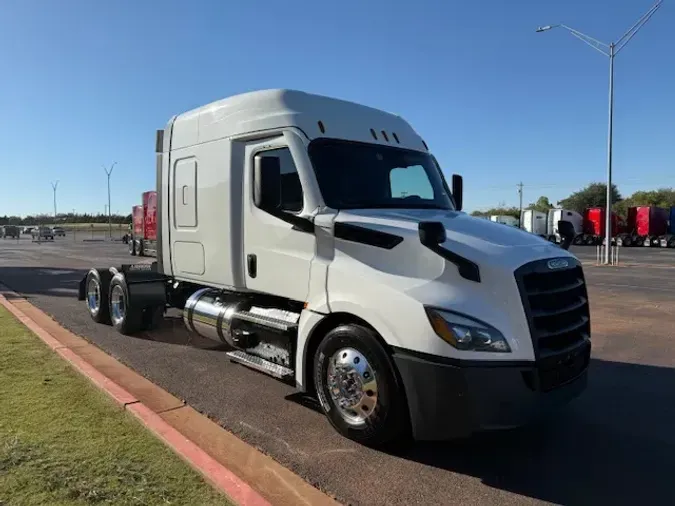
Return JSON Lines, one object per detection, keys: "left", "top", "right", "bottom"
{"left": 313, "top": 324, "right": 410, "bottom": 447}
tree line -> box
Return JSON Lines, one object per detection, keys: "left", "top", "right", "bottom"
{"left": 471, "top": 182, "right": 675, "bottom": 219}
{"left": 0, "top": 212, "right": 132, "bottom": 226}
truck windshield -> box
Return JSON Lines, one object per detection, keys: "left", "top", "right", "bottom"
{"left": 308, "top": 139, "right": 455, "bottom": 210}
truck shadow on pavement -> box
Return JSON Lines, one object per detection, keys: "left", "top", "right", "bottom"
{"left": 394, "top": 358, "right": 673, "bottom": 506}
{"left": 0, "top": 266, "right": 83, "bottom": 298}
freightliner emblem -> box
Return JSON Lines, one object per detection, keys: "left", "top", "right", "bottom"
{"left": 547, "top": 258, "right": 569, "bottom": 270}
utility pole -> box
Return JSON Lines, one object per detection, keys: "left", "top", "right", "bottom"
{"left": 51, "top": 181, "right": 59, "bottom": 219}
{"left": 536, "top": 0, "right": 664, "bottom": 264}
{"left": 103, "top": 162, "right": 117, "bottom": 240}
{"left": 517, "top": 182, "right": 524, "bottom": 228}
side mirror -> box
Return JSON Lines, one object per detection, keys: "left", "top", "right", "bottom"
{"left": 558, "top": 220, "right": 575, "bottom": 250}
{"left": 452, "top": 174, "right": 463, "bottom": 211}
{"left": 254, "top": 155, "right": 281, "bottom": 210}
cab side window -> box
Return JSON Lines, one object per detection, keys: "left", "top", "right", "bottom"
{"left": 257, "top": 148, "right": 303, "bottom": 213}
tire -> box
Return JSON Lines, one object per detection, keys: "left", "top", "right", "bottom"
{"left": 129, "top": 238, "right": 136, "bottom": 256}
{"left": 108, "top": 275, "right": 143, "bottom": 335}
{"left": 84, "top": 269, "right": 112, "bottom": 325}
{"left": 313, "top": 324, "right": 410, "bottom": 447}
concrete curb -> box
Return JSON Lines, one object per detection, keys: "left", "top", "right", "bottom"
{"left": 0, "top": 290, "right": 271, "bottom": 506}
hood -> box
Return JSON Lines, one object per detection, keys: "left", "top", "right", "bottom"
{"left": 336, "top": 209, "right": 552, "bottom": 246}
{"left": 334, "top": 208, "right": 570, "bottom": 270}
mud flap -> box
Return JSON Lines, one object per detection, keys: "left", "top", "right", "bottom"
{"left": 77, "top": 275, "right": 87, "bottom": 301}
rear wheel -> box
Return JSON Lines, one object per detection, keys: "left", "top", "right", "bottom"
{"left": 85, "top": 269, "right": 112, "bottom": 324}
{"left": 313, "top": 324, "right": 409, "bottom": 447}
{"left": 109, "top": 276, "right": 143, "bottom": 335}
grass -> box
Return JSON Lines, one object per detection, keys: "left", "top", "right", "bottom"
{"left": 0, "top": 306, "right": 232, "bottom": 506}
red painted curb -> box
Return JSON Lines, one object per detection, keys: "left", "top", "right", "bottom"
{"left": 55, "top": 347, "right": 138, "bottom": 406}
{"left": 128, "top": 403, "right": 271, "bottom": 506}
{"left": 0, "top": 292, "right": 272, "bottom": 506}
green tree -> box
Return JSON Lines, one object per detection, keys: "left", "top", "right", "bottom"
{"left": 614, "top": 187, "right": 675, "bottom": 216}
{"left": 471, "top": 206, "right": 521, "bottom": 219}
{"left": 558, "top": 182, "right": 622, "bottom": 214}
{"left": 527, "top": 196, "right": 554, "bottom": 214}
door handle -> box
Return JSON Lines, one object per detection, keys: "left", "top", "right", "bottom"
{"left": 247, "top": 254, "right": 257, "bottom": 278}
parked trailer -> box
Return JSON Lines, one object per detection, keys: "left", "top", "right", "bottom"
{"left": 489, "top": 215, "right": 518, "bottom": 227}
{"left": 521, "top": 210, "right": 548, "bottom": 237}
{"left": 77, "top": 89, "right": 590, "bottom": 446}
{"left": 128, "top": 193, "right": 158, "bottom": 257}
{"left": 658, "top": 206, "right": 675, "bottom": 248}
{"left": 617, "top": 206, "right": 668, "bottom": 247}
{"left": 546, "top": 209, "right": 584, "bottom": 245}
{"left": 580, "top": 207, "right": 624, "bottom": 246}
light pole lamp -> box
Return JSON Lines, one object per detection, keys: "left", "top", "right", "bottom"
{"left": 536, "top": 0, "right": 663, "bottom": 264}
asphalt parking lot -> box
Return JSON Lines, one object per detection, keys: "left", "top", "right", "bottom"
{"left": 0, "top": 237, "right": 673, "bottom": 506}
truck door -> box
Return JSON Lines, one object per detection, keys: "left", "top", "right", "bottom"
{"left": 243, "top": 133, "right": 316, "bottom": 302}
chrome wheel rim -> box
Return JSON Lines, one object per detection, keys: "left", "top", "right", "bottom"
{"left": 326, "top": 347, "right": 378, "bottom": 425}
{"left": 110, "top": 284, "right": 126, "bottom": 325}
{"left": 86, "top": 278, "right": 100, "bottom": 314}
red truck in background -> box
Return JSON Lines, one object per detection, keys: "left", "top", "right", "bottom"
{"left": 128, "top": 190, "right": 158, "bottom": 257}
{"left": 617, "top": 206, "right": 668, "bottom": 247}
{"left": 578, "top": 207, "right": 624, "bottom": 245}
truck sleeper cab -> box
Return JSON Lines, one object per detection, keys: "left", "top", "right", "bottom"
{"left": 78, "top": 89, "right": 590, "bottom": 446}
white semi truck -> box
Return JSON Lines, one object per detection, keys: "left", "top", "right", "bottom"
{"left": 78, "top": 89, "right": 590, "bottom": 446}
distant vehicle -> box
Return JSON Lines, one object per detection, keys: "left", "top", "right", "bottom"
{"left": 52, "top": 226, "right": 66, "bottom": 237}
{"left": 23, "top": 226, "right": 34, "bottom": 235}
{"left": 617, "top": 206, "right": 668, "bottom": 247}
{"left": 658, "top": 206, "right": 675, "bottom": 248}
{"left": 489, "top": 215, "right": 518, "bottom": 227}
{"left": 31, "top": 226, "right": 54, "bottom": 241}
{"left": 521, "top": 210, "right": 547, "bottom": 237}
{"left": 579, "top": 207, "right": 624, "bottom": 246}
{"left": 3, "top": 225, "right": 20, "bottom": 239}
{"left": 127, "top": 194, "right": 157, "bottom": 257}
{"left": 546, "top": 209, "right": 584, "bottom": 245}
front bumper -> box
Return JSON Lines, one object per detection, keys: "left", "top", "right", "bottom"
{"left": 392, "top": 339, "right": 590, "bottom": 441}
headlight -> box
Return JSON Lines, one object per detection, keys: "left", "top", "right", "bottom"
{"left": 425, "top": 308, "right": 511, "bottom": 353}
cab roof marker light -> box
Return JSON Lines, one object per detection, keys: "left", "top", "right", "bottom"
{"left": 370, "top": 128, "right": 378, "bottom": 140}
{"left": 381, "top": 131, "right": 389, "bottom": 142}
{"left": 317, "top": 120, "right": 326, "bottom": 133}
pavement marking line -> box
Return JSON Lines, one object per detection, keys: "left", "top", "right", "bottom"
{"left": 0, "top": 283, "right": 341, "bottom": 506}
{"left": 0, "top": 291, "right": 272, "bottom": 506}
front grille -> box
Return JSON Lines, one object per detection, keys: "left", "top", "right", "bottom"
{"left": 515, "top": 257, "right": 590, "bottom": 358}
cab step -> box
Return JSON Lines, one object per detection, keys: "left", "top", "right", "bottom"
{"left": 226, "top": 350, "right": 294, "bottom": 380}
{"left": 233, "top": 309, "right": 299, "bottom": 332}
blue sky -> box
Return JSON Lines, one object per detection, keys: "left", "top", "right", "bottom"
{"left": 0, "top": 0, "right": 672, "bottom": 216}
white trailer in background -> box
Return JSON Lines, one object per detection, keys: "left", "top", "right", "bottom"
{"left": 489, "top": 215, "right": 519, "bottom": 227}
{"left": 546, "top": 209, "right": 584, "bottom": 244}
{"left": 521, "top": 210, "right": 548, "bottom": 237}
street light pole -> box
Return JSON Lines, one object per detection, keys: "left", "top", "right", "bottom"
{"left": 605, "top": 43, "right": 614, "bottom": 265}
{"left": 536, "top": 0, "right": 663, "bottom": 265}
{"left": 51, "top": 181, "right": 59, "bottom": 219}
{"left": 103, "top": 162, "right": 117, "bottom": 241}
